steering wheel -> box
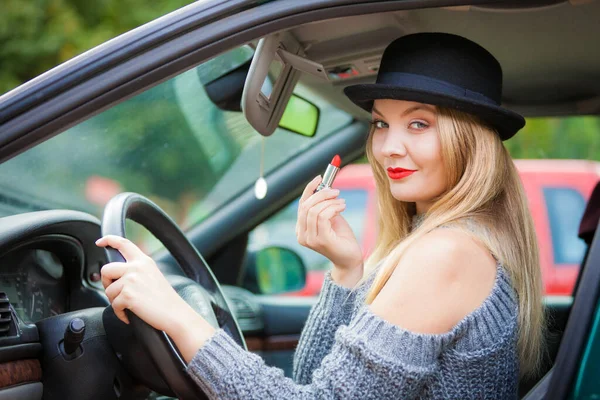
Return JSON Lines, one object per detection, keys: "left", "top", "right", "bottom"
{"left": 100, "top": 192, "right": 246, "bottom": 400}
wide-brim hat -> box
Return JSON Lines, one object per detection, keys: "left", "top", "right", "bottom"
{"left": 344, "top": 32, "right": 525, "bottom": 140}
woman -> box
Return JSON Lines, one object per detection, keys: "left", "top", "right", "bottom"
{"left": 96, "top": 32, "right": 544, "bottom": 399}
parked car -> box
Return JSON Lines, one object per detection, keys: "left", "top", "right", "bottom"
{"left": 1, "top": 1, "right": 600, "bottom": 399}
{"left": 253, "top": 160, "right": 600, "bottom": 297}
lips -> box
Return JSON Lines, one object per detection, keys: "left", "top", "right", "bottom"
{"left": 386, "top": 167, "right": 417, "bottom": 180}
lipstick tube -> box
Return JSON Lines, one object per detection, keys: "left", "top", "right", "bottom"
{"left": 315, "top": 164, "right": 339, "bottom": 192}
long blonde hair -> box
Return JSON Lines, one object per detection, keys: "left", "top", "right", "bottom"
{"left": 362, "top": 106, "right": 544, "bottom": 377}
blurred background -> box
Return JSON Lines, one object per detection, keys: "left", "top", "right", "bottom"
{"left": 0, "top": 0, "right": 190, "bottom": 95}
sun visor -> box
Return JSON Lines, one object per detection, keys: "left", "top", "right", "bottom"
{"left": 242, "top": 33, "right": 328, "bottom": 137}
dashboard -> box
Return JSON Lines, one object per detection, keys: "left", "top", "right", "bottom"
{"left": 0, "top": 211, "right": 262, "bottom": 333}
{"left": 0, "top": 209, "right": 270, "bottom": 400}
{"left": 0, "top": 249, "right": 67, "bottom": 324}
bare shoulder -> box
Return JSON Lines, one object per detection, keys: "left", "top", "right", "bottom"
{"left": 370, "top": 228, "right": 498, "bottom": 334}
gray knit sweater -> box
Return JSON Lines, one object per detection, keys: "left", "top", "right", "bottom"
{"left": 186, "top": 239, "right": 520, "bottom": 399}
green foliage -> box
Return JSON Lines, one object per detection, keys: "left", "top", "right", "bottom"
{"left": 0, "top": 0, "right": 191, "bottom": 95}
{"left": 505, "top": 116, "right": 600, "bottom": 161}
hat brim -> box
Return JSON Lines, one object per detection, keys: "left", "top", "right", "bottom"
{"left": 343, "top": 84, "right": 525, "bottom": 140}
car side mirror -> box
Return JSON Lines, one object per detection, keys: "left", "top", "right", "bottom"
{"left": 243, "top": 246, "right": 307, "bottom": 295}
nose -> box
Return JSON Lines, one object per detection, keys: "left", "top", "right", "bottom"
{"left": 380, "top": 129, "right": 408, "bottom": 158}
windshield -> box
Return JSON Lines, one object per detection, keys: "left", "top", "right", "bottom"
{"left": 0, "top": 46, "right": 353, "bottom": 250}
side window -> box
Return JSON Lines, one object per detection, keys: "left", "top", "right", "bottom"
{"left": 0, "top": 44, "right": 352, "bottom": 254}
{"left": 248, "top": 188, "right": 369, "bottom": 296}
{"left": 543, "top": 187, "right": 587, "bottom": 266}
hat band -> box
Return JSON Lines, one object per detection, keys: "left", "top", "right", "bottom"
{"left": 376, "top": 72, "right": 498, "bottom": 106}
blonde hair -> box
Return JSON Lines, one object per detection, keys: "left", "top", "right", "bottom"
{"left": 362, "top": 106, "right": 544, "bottom": 377}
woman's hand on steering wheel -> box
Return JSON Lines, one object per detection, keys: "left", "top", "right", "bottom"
{"left": 96, "top": 235, "right": 216, "bottom": 363}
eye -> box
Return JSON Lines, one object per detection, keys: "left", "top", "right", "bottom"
{"left": 409, "top": 121, "right": 429, "bottom": 130}
{"left": 371, "top": 119, "right": 389, "bottom": 130}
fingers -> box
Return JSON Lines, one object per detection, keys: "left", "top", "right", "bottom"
{"left": 96, "top": 235, "right": 147, "bottom": 262}
{"left": 323, "top": 204, "right": 347, "bottom": 229}
{"left": 305, "top": 200, "right": 346, "bottom": 244}
{"left": 297, "top": 188, "right": 340, "bottom": 239}
{"left": 301, "top": 187, "right": 340, "bottom": 210}
{"left": 100, "top": 262, "right": 130, "bottom": 289}
{"left": 299, "top": 175, "right": 322, "bottom": 204}
{"left": 105, "top": 277, "right": 125, "bottom": 303}
{"left": 111, "top": 293, "right": 131, "bottom": 325}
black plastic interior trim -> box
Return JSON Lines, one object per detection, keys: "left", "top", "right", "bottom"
{"left": 0, "top": 0, "right": 520, "bottom": 164}
{"left": 523, "top": 368, "right": 553, "bottom": 399}
{"left": 0, "top": 210, "right": 109, "bottom": 311}
{"left": 475, "top": 0, "right": 565, "bottom": 10}
{"left": 259, "top": 298, "right": 315, "bottom": 336}
{"left": 0, "top": 382, "right": 43, "bottom": 400}
{"left": 0, "top": 342, "right": 42, "bottom": 363}
{"left": 545, "top": 220, "right": 600, "bottom": 399}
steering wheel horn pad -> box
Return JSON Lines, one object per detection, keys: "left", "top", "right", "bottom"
{"left": 101, "top": 192, "right": 245, "bottom": 400}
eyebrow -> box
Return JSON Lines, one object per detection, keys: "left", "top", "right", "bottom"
{"left": 372, "top": 105, "right": 437, "bottom": 118}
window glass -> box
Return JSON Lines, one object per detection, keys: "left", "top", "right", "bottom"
{"left": 0, "top": 46, "right": 353, "bottom": 252}
{"left": 543, "top": 187, "right": 587, "bottom": 265}
{"left": 248, "top": 189, "right": 369, "bottom": 282}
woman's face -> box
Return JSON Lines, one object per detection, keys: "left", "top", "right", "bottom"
{"left": 371, "top": 99, "right": 446, "bottom": 213}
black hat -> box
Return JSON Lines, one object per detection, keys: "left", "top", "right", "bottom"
{"left": 343, "top": 32, "right": 525, "bottom": 140}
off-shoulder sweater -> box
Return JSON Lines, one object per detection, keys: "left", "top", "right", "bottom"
{"left": 187, "top": 211, "right": 519, "bottom": 400}
{"left": 186, "top": 228, "right": 520, "bottom": 399}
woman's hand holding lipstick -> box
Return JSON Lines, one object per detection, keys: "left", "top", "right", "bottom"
{"left": 296, "top": 176, "right": 364, "bottom": 288}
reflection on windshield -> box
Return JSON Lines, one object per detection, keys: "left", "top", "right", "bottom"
{"left": 0, "top": 48, "right": 353, "bottom": 252}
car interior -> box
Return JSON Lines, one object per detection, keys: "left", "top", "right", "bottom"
{"left": 0, "top": 1, "right": 599, "bottom": 399}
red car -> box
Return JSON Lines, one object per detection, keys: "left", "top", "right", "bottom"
{"left": 294, "top": 160, "right": 600, "bottom": 297}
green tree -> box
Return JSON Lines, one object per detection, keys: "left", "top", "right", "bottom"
{"left": 505, "top": 116, "right": 600, "bottom": 161}
{"left": 0, "top": 0, "right": 190, "bottom": 95}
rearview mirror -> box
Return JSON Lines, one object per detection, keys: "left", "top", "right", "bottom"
{"left": 243, "top": 246, "right": 307, "bottom": 295}
{"left": 200, "top": 45, "right": 320, "bottom": 138}
{"left": 278, "top": 94, "right": 319, "bottom": 137}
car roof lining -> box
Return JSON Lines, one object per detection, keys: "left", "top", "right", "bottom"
{"left": 286, "top": 1, "right": 600, "bottom": 119}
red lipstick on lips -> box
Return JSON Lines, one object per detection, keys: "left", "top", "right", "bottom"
{"left": 314, "top": 155, "right": 341, "bottom": 193}
{"left": 387, "top": 167, "right": 417, "bottom": 180}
